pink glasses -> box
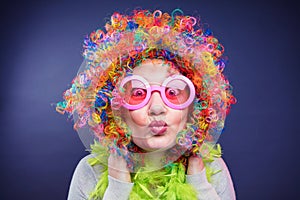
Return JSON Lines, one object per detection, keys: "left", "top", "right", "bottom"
{"left": 118, "top": 74, "right": 195, "bottom": 110}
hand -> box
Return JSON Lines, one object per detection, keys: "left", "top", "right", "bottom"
{"left": 187, "top": 156, "right": 205, "bottom": 175}
{"left": 108, "top": 154, "right": 131, "bottom": 182}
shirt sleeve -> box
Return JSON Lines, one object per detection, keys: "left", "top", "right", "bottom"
{"left": 186, "top": 158, "right": 236, "bottom": 200}
{"left": 102, "top": 175, "right": 134, "bottom": 200}
{"left": 67, "top": 155, "right": 100, "bottom": 200}
{"left": 67, "top": 154, "right": 134, "bottom": 200}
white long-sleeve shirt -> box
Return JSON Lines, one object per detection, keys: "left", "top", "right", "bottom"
{"left": 67, "top": 154, "right": 236, "bottom": 200}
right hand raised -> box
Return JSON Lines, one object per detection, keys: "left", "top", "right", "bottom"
{"left": 108, "top": 154, "right": 131, "bottom": 183}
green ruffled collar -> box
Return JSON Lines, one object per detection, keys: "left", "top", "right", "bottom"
{"left": 88, "top": 142, "right": 222, "bottom": 200}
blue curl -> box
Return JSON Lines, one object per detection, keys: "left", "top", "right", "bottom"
{"left": 100, "top": 110, "right": 108, "bottom": 122}
{"left": 126, "top": 21, "right": 139, "bottom": 30}
{"left": 204, "top": 29, "right": 212, "bottom": 36}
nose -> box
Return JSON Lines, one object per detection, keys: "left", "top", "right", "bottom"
{"left": 148, "top": 92, "right": 167, "bottom": 115}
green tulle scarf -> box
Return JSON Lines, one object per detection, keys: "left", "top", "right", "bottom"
{"left": 87, "top": 142, "right": 222, "bottom": 200}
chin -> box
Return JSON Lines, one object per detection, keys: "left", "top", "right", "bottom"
{"left": 134, "top": 137, "right": 176, "bottom": 152}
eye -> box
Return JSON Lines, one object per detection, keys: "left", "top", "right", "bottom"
{"left": 166, "top": 88, "right": 180, "bottom": 98}
{"left": 127, "top": 88, "right": 147, "bottom": 105}
{"left": 131, "top": 88, "right": 146, "bottom": 98}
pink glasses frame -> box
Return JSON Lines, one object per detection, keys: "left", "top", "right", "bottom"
{"left": 119, "top": 74, "right": 195, "bottom": 110}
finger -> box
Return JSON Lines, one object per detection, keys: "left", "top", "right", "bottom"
{"left": 187, "top": 156, "right": 204, "bottom": 175}
{"left": 108, "top": 154, "right": 131, "bottom": 182}
{"left": 108, "top": 154, "right": 128, "bottom": 172}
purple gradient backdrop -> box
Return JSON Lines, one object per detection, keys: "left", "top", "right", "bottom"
{"left": 1, "top": 0, "right": 299, "bottom": 199}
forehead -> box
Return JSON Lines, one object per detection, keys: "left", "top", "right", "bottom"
{"left": 132, "top": 59, "right": 179, "bottom": 83}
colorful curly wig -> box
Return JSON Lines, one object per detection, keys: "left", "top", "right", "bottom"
{"left": 57, "top": 9, "right": 236, "bottom": 170}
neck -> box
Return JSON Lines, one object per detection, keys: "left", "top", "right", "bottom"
{"left": 131, "top": 147, "right": 184, "bottom": 172}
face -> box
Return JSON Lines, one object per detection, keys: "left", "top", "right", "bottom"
{"left": 122, "top": 59, "right": 190, "bottom": 152}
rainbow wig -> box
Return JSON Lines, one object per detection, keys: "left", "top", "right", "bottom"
{"left": 57, "top": 9, "right": 236, "bottom": 170}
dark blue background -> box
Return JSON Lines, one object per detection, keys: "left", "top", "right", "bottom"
{"left": 1, "top": 0, "right": 299, "bottom": 199}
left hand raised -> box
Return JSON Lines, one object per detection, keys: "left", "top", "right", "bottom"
{"left": 187, "top": 156, "right": 205, "bottom": 175}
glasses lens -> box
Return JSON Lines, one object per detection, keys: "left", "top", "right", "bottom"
{"left": 165, "top": 79, "right": 190, "bottom": 105}
{"left": 122, "top": 79, "right": 148, "bottom": 105}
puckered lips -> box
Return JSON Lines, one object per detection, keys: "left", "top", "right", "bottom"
{"left": 148, "top": 120, "right": 168, "bottom": 135}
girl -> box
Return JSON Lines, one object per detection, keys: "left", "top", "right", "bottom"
{"left": 57, "top": 9, "right": 236, "bottom": 200}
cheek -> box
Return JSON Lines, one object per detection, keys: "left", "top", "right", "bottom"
{"left": 123, "top": 108, "right": 148, "bottom": 127}
{"left": 167, "top": 109, "right": 190, "bottom": 132}
{"left": 168, "top": 109, "right": 189, "bottom": 123}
